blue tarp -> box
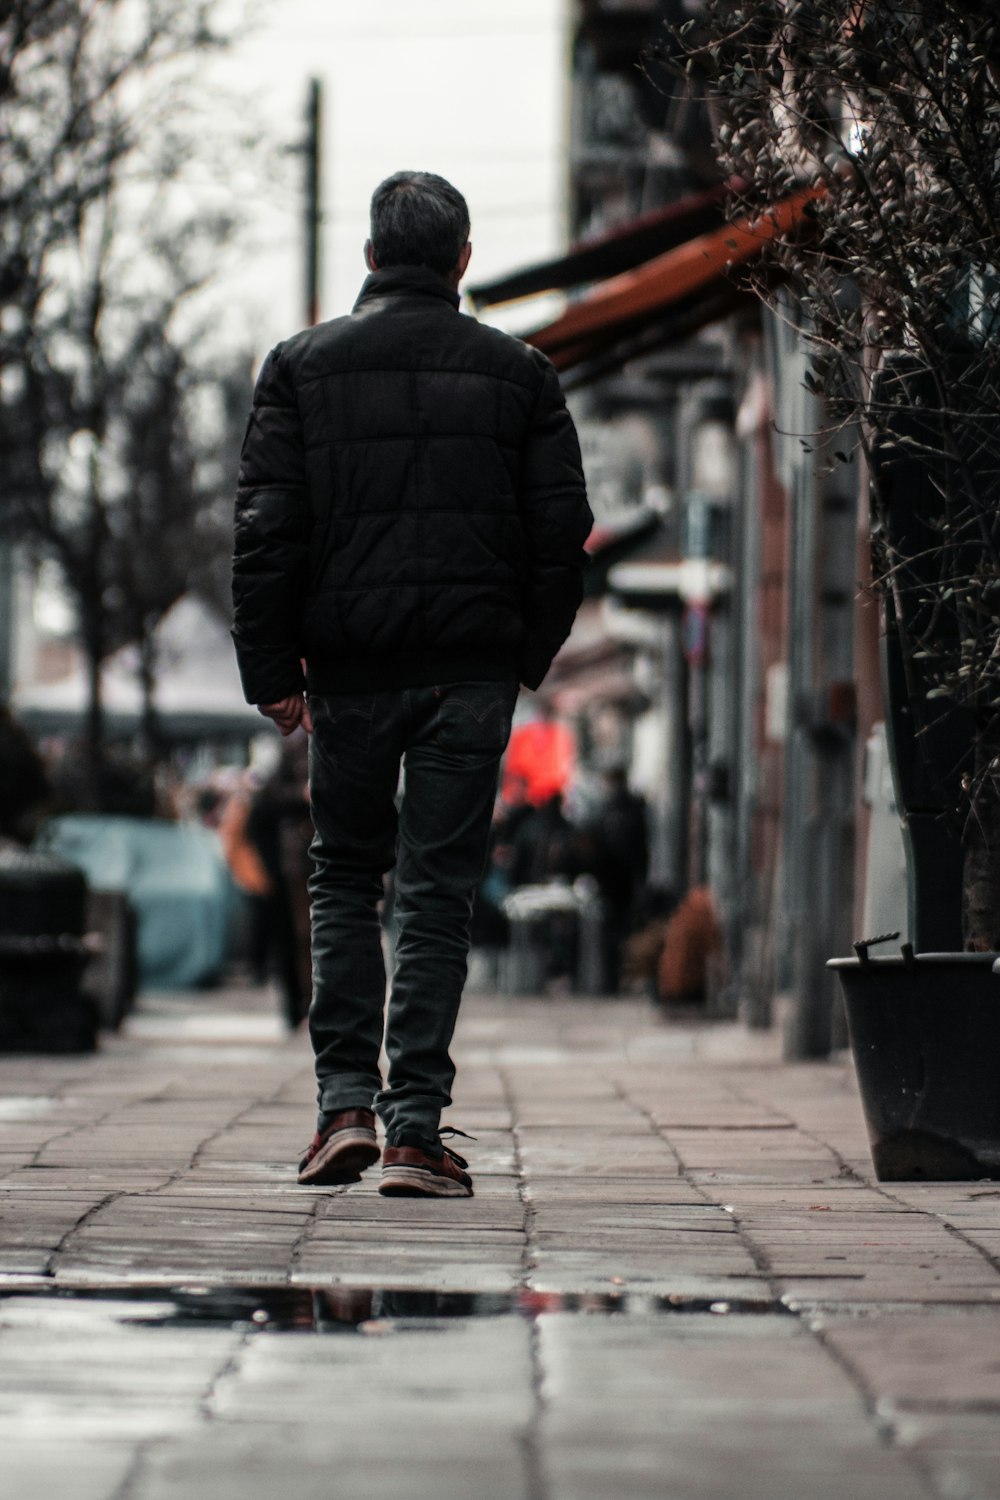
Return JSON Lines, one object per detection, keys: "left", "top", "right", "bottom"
{"left": 37, "top": 816, "right": 233, "bottom": 990}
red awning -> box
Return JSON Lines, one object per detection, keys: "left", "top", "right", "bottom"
{"left": 466, "top": 182, "right": 732, "bottom": 308}
{"left": 524, "top": 184, "right": 825, "bottom": 374}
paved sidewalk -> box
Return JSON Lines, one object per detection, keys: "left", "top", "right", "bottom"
{"left": 1, "top": 984, "right": 1000, "bottom": 1499}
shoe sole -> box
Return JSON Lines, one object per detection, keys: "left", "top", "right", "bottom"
{"left": 298, "top": 1128, "right": 380, "bottom": 1186}
{"left": 378, "top": 1165, "right": 473, "bottom": 1198}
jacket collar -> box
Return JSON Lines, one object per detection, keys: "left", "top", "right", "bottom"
{"left": 353, "top": 264, "right": 461, "bottom": 312}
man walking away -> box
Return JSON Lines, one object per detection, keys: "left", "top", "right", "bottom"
{"left": 232, "top": 171, "right": 592, "bottom": 1197}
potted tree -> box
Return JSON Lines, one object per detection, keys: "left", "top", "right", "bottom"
{"left": 671, "top": 0, "right": 1000, "bottom": 1177}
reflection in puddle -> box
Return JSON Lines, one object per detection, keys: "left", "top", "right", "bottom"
{"left": 0, "top": 1284, "right": 785, "bottom": 1332}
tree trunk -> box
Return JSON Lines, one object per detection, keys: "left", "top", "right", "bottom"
{"left": 137, "top": 628, "right": 161, "bottom": 766}
{"left": 961, "top": 717, "right": 1000, "bottom": 952}
{"left": 81, "top": 614, "right": 104, "bottom": 812}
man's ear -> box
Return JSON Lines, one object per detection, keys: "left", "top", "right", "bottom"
{"left": 364, "top": 239, "right": 378, "bottom": 272}
{"left": 447, "top": 242, "right": 472, "bottom": 290}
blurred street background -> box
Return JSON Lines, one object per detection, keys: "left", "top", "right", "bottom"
{"left": 0, "top": 0, "right": 896, "bottom": 1049}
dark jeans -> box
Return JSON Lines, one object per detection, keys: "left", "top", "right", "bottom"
{"left": 307, "top": 680, "right": 518, "bottom": 1145}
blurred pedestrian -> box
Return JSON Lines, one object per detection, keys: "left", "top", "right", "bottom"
{"left": 232, "top": 171, "right": 591, "bottom": 1197}
{"left": 219, "top": 775, "right": 273, "bottom": 966}
{"left": 511, "top": 790, "right": 580, "bottom": 887}
{"left": 510, "top": 789, "right": 583, "bottom": 985}
{"left": 502, "top": 702, "right": 574, "bottom": 808}
{"left": 219, "top": 760, "right": 309, "bottom": 1029}
{"left": 244, "top": 759, "right": 310, "bottom": 1029}
{"left": 586, "top": 767, "right": 650, "bottom": 992}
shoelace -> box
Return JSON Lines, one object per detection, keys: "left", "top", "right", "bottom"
{"left": 439, "top": 1126, "right": 476, "bottom": 1169}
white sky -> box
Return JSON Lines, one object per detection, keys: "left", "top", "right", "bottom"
{"left": 226, "top": 0, "right": 570, "bottom": 353}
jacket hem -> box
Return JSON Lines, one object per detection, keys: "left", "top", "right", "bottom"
{"left": 306, "top": 648, "right": 519, "bottom": 695}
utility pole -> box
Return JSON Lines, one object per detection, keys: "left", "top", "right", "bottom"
{"left": 0, "top": 539, "right": 13, "bottom": 705}
{"left": 304, "top": 78, "right": 323, "bottom": 327}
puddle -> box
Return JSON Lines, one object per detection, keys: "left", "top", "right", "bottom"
{"left": 0, "top": 1284, "right": 787, "bottom": 1332}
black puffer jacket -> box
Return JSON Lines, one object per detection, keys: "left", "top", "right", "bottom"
{"left": 232, "top": 265, "right": 592, "bottom": 704}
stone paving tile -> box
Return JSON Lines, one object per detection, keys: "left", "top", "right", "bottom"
{"left": 0, "top": 1296, "right": 239, "bottom": 1440}
{"left": 818, "top": 1308, "right": 1000, "bottom": 1406}
{"left": 532, "top": 1219, "right": 737, "bottom": 1244}
{"left": 319, "top": 1188, "right": 523, "bottom": 1220}
{"left": 0, "top": 1441, "right": 137, "bottom": 1500}
{"left": 290, "top": 1257, "right": 522, "bottom": 1291}
{"left": 888, "top": 1412, "right": 1000, "bottom": 1500}
{"left": 542, "top": 1423, "right": 929, "bottom": 1500}
{"left": 56, "top": 1255, "right": 299, "bottom": 1282}
{"left": 537, "top": 1312, "right": 932, "bottom": 1500}
{"left": 0, "top": 1252, "right": 57, "bottom": 1275}
{"left": 780, "top": 1279, "right": 1000, "bottom": 1306}
{"left": 808, "top": 1310, "right": 1000, "bottom": 1499}
{"left": 517, "top": 1140, "right": 681, "bottom": 1176}
{"left": 521, "top": 1174, "right": 707, "bottom": 1205}
{"left": 512, "top": 1100, "right": 639, "bottom": 1127}
{"left": 891, "top": 1408, "right": 1000, "bottom": 1452}
{"left": 957, "top": 1230, "right": 1000, "bottom": 1265}
{"left": 695, "top": 1183, "right": 895, "bottom": 1202}
{"left": 646, "top": 1106, "right": 796, "bottom": 1129}
{"left": 309, "top": 1227, "right": 524, "bottom": 1251}
{"left": 0, "top": 1156, "right": 36, "bottom": 1177}
{"left": 211, "top": 1314, "right": 536, "bottom": 1420}
{"left": 933, "top": 1208, "right": 1000, "bottom": 1234}
{"left": 686, "top": 1165, "right": 854, "bottom": 1187}
{"left": 529, "top": 1254, "right": 767, "bottom": 1297}
{"left": 667, "top": 1130, "right": 836, "bottom": 1162}
{"left": 132, "top": 1428, "right": 528, "bottom": 1500}
{"left": 132, "top": 1197, "right": 310, "bottom": 1223}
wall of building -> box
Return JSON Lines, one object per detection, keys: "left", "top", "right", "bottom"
{"left": 548, "top": 0, "right": 868, "bottom": 1047}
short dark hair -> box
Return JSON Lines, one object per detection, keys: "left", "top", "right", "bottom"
{"left": 369, "top": 171, "right": 470, "bottom": 276}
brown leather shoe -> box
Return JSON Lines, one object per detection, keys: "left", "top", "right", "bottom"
{"left": 298, "top": 1108, "right": 379, "bottom": 1186}
{"left": 378, "top": 1135, "right": 474, "bottom": 1198}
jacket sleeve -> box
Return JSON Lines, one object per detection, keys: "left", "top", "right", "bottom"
{"left": 231, "top": 345, "right": 311, "bottom": 705}
{"left": 517, "top": 358, "right": 593, "bottom": 690}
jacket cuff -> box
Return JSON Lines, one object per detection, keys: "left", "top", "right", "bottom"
{"left": 518, "top": 642, "right": 555, "bottom": 692}
{"left": 236, "top": 657, "right": 307, "bottom": 708}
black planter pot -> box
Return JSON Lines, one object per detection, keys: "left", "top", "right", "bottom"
{"left": 828, "top": 951, "right": 1000, "bottom": 1180}
{"left": 0, "top": 847, "right": 97, "bottom": 1054}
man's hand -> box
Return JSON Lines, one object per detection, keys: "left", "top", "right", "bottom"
{"left": 258, "top": 694, "right": 314, "bottom": 737}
